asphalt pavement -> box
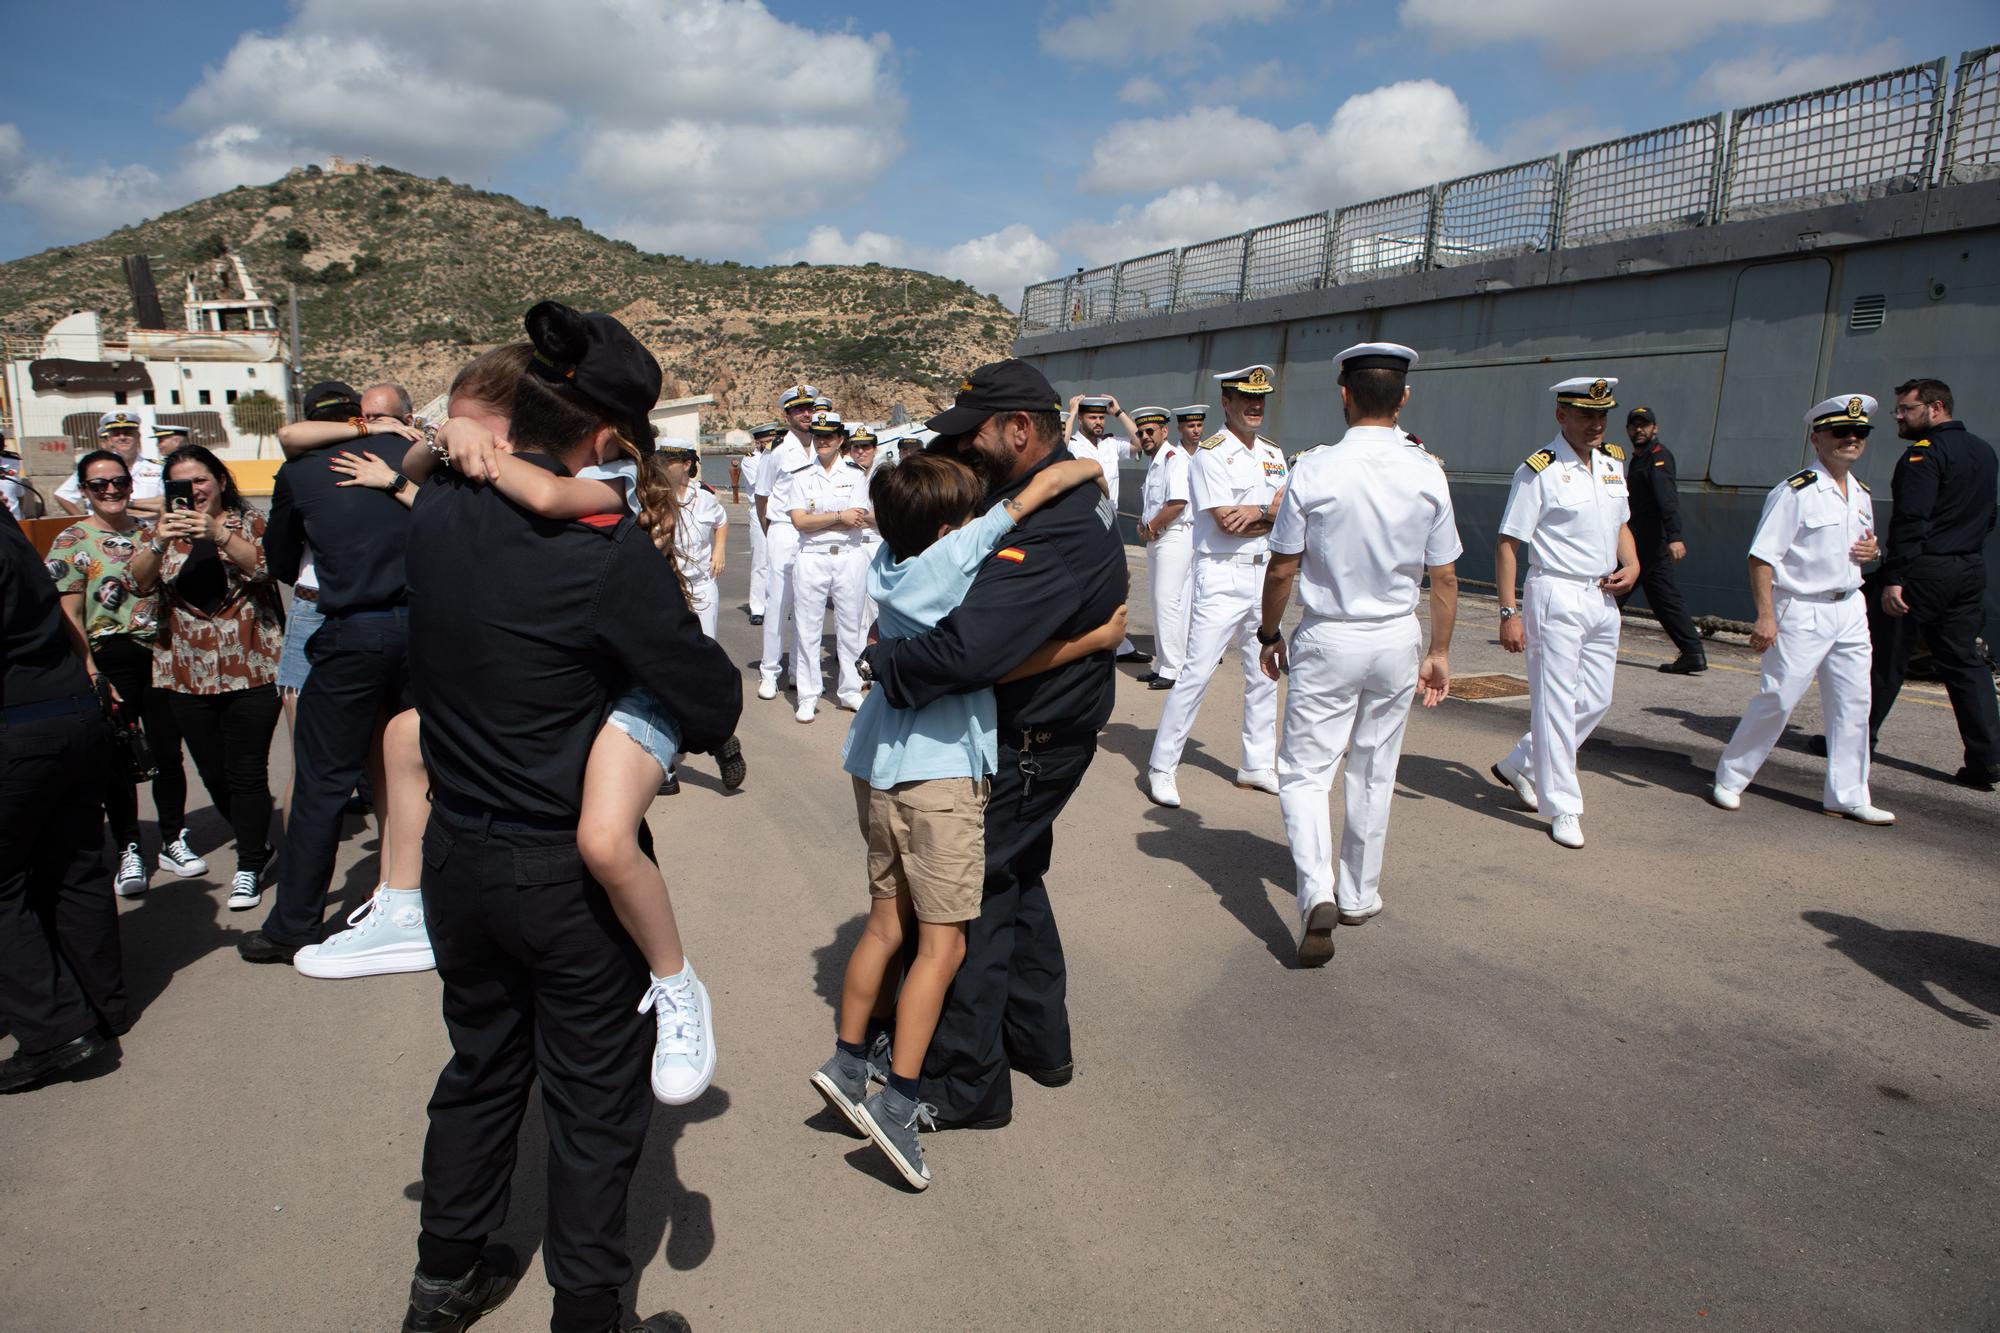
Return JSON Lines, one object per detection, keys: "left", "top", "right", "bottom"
{"left": 3, "top": 501, "right": 1995, "bottom": 1332}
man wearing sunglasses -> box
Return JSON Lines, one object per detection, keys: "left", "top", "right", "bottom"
{"left": 52, "top": 411, "right": 164, "bottom": 519}
{"left": 1710, "top": 394, "right": 1891, "bottom": 824}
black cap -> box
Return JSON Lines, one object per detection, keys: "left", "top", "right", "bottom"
{"left": 1627, "top": 406, "right": 1656, "bottom": 423}
{"left": 302, "top": 380, "right": 362, "bottom": 422}
{"left": 926, "top": 359, "right": 1062, "bottom": 437}
{"left": 524, "top": 301, "right": 664, "bottom": 452}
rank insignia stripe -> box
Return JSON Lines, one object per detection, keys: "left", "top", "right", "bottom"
{"left": 1604, "top": 443, "right": 1626, "bottom": 461}
{"left": 994, "top": 547, "right": 1026, "bottom": 563}
{"left": 1787, "top": 469, "right": 1818, "bottom": 489}
{"left": 1525, "top": 448, "right": 1556, "bottom": 473}
{"left": 1198, "top": 430, "right": 1228, "bottom": 450}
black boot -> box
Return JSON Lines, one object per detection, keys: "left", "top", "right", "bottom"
{"left": 0, "top": 1032, "right": 111, "bottom": 1094}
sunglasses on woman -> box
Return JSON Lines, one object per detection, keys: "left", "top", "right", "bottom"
{"left": 84, "top": 476, "right": 134, "bottom": 494}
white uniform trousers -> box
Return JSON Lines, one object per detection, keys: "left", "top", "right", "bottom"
{"left": 1501, "top": 570, "right": 1621, "bottom": 817}
{"left": 1278, "top": 615, "right": 1421, "bottom": 918}
{"left": 748, "top": 510, "right": 770, "bottom": 617}
{"left": 759, "top": 524, "right": 801, "bottom": 688}
{"left": 1716, "top": 592, "right": 1872, "bottom": 809}
{"left": 1148, "top": 556, "right": 1278, "bottom": 774}
{"left": 1149, "top": 528, "right": 1195, "bottom": 681}
{"left": 688, "top": 573, "right": 719, "bottom": 640}
{"left": 792, "top": 545, "right": 869, "bottom": 702}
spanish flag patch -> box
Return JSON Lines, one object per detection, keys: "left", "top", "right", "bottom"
{"left": 994, "top": 547, "right": 1026, "bottom": 563}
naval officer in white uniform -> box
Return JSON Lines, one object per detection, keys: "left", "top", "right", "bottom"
{"left": 1066, "top": 392, "right": 1150, "bottom": 663}
{"left": 756, "top": 385, "right": 819, "bottom": 700}
{"left": 1490, "top": 376, "right": 1641, "bottom": 849}
{"left": 782, "top": 410, "right": 873, "bottom": 722}
{"left": 1147, "top": 364, "right": 1290, "bottom": 808}
{"left": 1711, "top": 395, "right": 1892, "bottom": 824}
{"left": 1258, "top": 344, "right": 1460, "bottom": 965}
{"left": 1137, "top": 405, "right": 1195, "bottom": 690}
{"left": 745, "top": 420, "right": 784, "bottom": 623}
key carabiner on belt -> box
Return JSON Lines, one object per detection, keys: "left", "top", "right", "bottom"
{"left": 1016, "top": 731, "right": 1042, "bottom": 803}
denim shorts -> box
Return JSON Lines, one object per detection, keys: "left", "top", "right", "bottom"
{"left": 605, "top": 686, "right": 682, "bottom": 772}
{"left": 277, "top": 594, "right": 323, "bottom": 692}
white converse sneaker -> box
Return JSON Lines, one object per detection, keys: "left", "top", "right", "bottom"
{"left": 293, "top": 887, "right": 436, "bottom": 979}
{"left": 638, "top": 965, "right": 715, "bottom": 1106}
{"left": 158, "top": 828, "right": 208, "bottom": 877}
{"left": 114, "top": 843, "right": 149, "bottom": 898}
{"left": 1146, "top": 769, "right": 1181, "bottom": 808}
{"left": 756, "top": 678, "right": 778, "bottom": 701}
{"left": 1708, "top": 784, "right": 1743, "bottom": 812}
{"left": 1491, "top": 758, "right": 1538, "bottom": 811}
{"left": 1233, "top": 768, "right": 1279, "bottom": 795}
{"left": 1549, "top": 813, "right": 1585, "bottom": 849}
{"left": 227, "top": 868, "right": 263, "bottom": 910}
{"left": 1824, "top": 803, "right": 1895, "bottom": 826}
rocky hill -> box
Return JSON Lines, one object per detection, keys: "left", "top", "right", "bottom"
{"left": 0, "top": 164, "right": 1016, "bottom": 429}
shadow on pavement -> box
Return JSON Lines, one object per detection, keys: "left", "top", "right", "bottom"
{"left": 114, "top": 882, "right": 233, "bottom": 1024}
{"left": 1132, "top": 807, "right": 1294, "bottom": 965}
{"left": 1097, "top": 720, "right": 1231, "bottom": 785}
{"left": 1393, "top": 753, "right": 1542, "bottom": 829}
{"left": 1802, "top": 912, "right": 2000, "bottom": 1030}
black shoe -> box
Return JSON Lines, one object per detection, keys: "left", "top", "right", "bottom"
{"left": 1147, "top": 674, "right": 1176, "bottom": 691}
{"left": 749, "top": 614, "right": 764, "bottom": 626}
{"left": 1658, "top": 652, "right": 1707, "bottom": 674}
{"left": 1136, "top": 670, "right": 1157, "bottom": 684}
{"left": 1115, "top": 649, "right": 1153, "bottom": 664}
{"left": 919, "top": 1108, "right": 1012, "bottom": 1133}
{"left": 402, "top": 1244, "right": 520, "bottom": 1333}
{"left": 237, "top": 931, "right": 300, "bottom": 965}
{"left": 658, "top": 776, "right": 682, "bottom": 797}
{"left": 718, "top": 735, "right": 746, "bottom": 791}
{"left": 0, "top": 1032, "right": 111, "bottom": 1094}
{"left": 1014, "top": 1059, "right": 1074, "bottom": 1088}
{"left": 1954, "top": 764, "right": 2000, "bottom": 789}
{"left": 623, "top": 1315, "right": 693, "bottom": 1333}
{"left": 343, "top": 792, "right": 373, "bottom": 816}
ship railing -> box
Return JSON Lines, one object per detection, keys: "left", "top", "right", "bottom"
{"left": 1019, "top": 47, "right": 1999, "bottom": 335}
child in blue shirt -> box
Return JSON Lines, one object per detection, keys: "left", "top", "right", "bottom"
{"left": 813, "top": 451, "right": 1121, "bottom": 1190}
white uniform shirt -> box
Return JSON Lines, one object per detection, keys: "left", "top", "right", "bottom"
{"left": 779, "top": 457, "right": 872, "bottom": 552}
{"left": 56, "top": 455, "right": 164, "bottom": 511}
{"left": 1069, "top": 433, "right": 1134, "bottom": 509}
{"left": 756, "top": 434, "right": 813, "bottom": 528}
{"left": 674, "top": 482, "right": 729, "bottom": 581}
{"left": 0, "top": 455, "right": 25, "bottom": 519}
{"left": 856, "top": 457, "right": 884, "bottom": 548}
{"left": 1748, "top": 468, "right": 1875, "bottom": 597}
{"left": 1270, "top": 426, "right": 1463, "bottom": 620}
{"left": 1141, "top": 445, "right": 1193, "bottom": 534}
{"left": 1190, "top": 430, "right": 1289, "bottom": 557}
{"left": 1497, "top": 439, "right": 1629, "bottom": 577}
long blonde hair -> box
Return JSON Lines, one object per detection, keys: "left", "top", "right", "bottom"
{"left": 612, "top": 434, "right": 691, "bottom": 604}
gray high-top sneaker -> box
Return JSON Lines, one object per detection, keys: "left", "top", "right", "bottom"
{"left": 857, "top": 1085, "right": 936, "bottom": 1191}
{"left": 808, "top": 1047, "right": 873, "bottom": 1137}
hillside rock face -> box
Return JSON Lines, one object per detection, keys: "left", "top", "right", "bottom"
{"left": 0, "top": 165, "right": 1016, "bottom": 428}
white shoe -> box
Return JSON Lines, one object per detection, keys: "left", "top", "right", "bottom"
{"left": 293, "top": 888, "right": 436, "bottom": 979}
{"left": 795, "top": 699, "right": 818, "bottom": 723}
{"left": 1337, "top": 901, "right": 1384, "bottom": 927}
{"left": 1297, "top": 900, "right": 1337, "bottom": 967}
{"left": 1233, "top": 768, "right": 1279, "bottom": 795}
{"left": 638, "top": 964, "right": 715, "bottom": 1106}
{"left": 114, "top": 843, "right": 149, "bottom": 898}
{"left": 756, "top": 678, "right": 778, "bottom": 701}
{"left": 1491, "top": 758, "right": 1538, "bottom": 811}
{"left": 835, "top": 694, "right": 866, "bottom": 712}
{"left": 1146, "top": 769, "right": 1181, "bottom": 808}
{"left": 158, "top": 828, "right": 208, "bottom": 878}
{"left": 1709, "top": 784, "right": 1743, "bottom": 811}
{"left": 1824, "top": 803, "right": 1895, "bottom": 826}
{"left": 1549, "top": 813, "right": 1585, "bottom": 849}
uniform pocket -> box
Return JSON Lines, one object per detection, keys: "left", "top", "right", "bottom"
{"left": 421, "top": 820, "right": 455, "bottom": 871}
{"left": 513, "top": 843, "right": 585, "bottom": 888}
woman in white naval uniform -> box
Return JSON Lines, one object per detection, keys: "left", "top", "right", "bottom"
{"left": 1490, "top": 377, "right": 1641, "bottom": 849}
{"left": 744, "top": 421, "right": 783, "bottom": 622}
{"left": 756, "top": 387, "right": 819, "bottom": 699}
{"left": 1711, "top": 395, "right": 1892, "bottom": 823}
{"left": 781, "top": 411, "right": 873, "bottom": 722}
{"left": 1258, "top": 344, "right": 1461, "bottom": 966}
{"left": 1147, "top": 364, "right": 1289, "bottom": 808}
{"left": 1134, "top": 406, "right": 1194, "bottom": 688}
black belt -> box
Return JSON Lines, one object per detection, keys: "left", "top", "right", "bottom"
{"left": 435, "top": 790, "right": 578, "bottom": 832}
{"left": 1012, "top": 726, "right": 1097, "bottom": 750}
{"left": 1, "top": 693, "right": 95, "bottom": 724}
{"left": 325, "top": 603, "right": 409, "bottom": 619}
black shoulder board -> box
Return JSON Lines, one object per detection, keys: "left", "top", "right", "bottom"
{"left": 1787, "top": 469, "right": 1817, "bottom": 489}
{"left": 1525, "top": 448, "right": 1556, "bottom": 473}
{"left": 1856, "top": 479, "right": 1870, "bottom": 493}
{"left": 699, "top": 481, "right": 716, "bottom": 494}
{"left": 1603, "top": 443, "right": 1626, "bottom": 462}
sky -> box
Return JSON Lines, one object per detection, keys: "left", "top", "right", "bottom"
{"left": 0, "top": 0, "right": 1991, "bottom": 307}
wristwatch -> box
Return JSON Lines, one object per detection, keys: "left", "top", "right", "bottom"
{"left": 390, "top": 473, "right": 410, "bottom": 496}
{"left": 1255, "top": 625, "right": 1284, "bottom": 646}
{"left": 1499, "top": 607, "right": 1520, "bottom": 620}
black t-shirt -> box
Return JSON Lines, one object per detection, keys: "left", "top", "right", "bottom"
{"left": 1, "top": 511, "right": 93, "bottom": 708}
{"left": 266, "top": 450, "right": 411, "bottom": 613}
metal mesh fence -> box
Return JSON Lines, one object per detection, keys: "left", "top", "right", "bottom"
{"left": 1173, "top": 233, "right": 1249, "bottom": 310}
{"left": 1434, "top": 158, "right": 1560, "bottom": 267}
{"left": 1722, "top": 60, "right": 1946, "bottom": 218}
{"left": 1242, "top": 213, "right": 1331, "bottom": 299}
{"left": 1065, "top": 264, "right": 1120, "bottom": 328}
{"left": 1561, "top": 117, "right": 1722, "bottom": 247}
{"left": 1019, "top": 280, "right": 1065, "bottom": 335}
{"left": 1332, "top": 189, "right": 1433, "bottom": 282}
{"left": 1114, "top": 250, "right": 1178, "bottom": 321}
{"left": 1942, "top": 45, "right": 2000, "bottom": 185}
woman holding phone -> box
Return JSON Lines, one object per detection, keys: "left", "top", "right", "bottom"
{"left": 130, "top": 445, "right": 286, "bottom": 911}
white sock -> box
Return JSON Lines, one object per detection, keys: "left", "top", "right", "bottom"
{"left": 652, "top": 960, "right": 693, "bottom": 988}
{"left": 382, "top": 886, "right": 422, "bottom": 904}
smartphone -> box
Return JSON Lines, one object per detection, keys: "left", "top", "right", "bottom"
{"left": 164, "top": 479, "right": 194, "bottom": 511}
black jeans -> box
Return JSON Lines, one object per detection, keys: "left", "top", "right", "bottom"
{"left": 921, "top": 733, "right": 1096, "bottom": 1123}
{"left": 92, "top": 634, "right": 189, "bottom": 847}
{"left": 171, "top": 685, "right": 281, "bottom": 873}
{"left": 0, "top": 696, "right": 128, "bottom": 1052}
{"left": 1617, "top": 530, "right": 1702, "bottom": 657}
{"left": 416, "top": 798, "right": 652, "bottom": 1333}
{"left": 1869, "top": 554, "right": 2000, "bottom": 768}
{"left": 267, "top": 609, "right": 409, "bottom": 946}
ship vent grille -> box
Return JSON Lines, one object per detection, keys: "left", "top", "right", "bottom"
{"left": 1849, "top": 294, "right": 1887, "bottom": 331}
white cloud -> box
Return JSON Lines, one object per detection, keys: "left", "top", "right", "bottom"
{"left": 1119, "top": 76, "right": 1165, "bottom": 106}
{"left": 1692, "top": 42, "right": 1905, "bottom": 106}
{"left": 1495, "top": 108, "right": 1618, "bottom": 163}
{"left": 1398, "top": 0, "right": 1836, "bottom": 60}
{"left": 1087, "top": 106, "right": 1306, "bottom": 194}
{"left": 1042, "top": 0, "right": 1288, "bottom": 61}
{"left": 0, "top": 125, "right": 177, "bottom": 240}
{"left": 773, "top": 224, "right": 1059, "bottom": 307}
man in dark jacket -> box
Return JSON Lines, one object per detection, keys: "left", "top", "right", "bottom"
{"left": 1618, "top": 407, "right": 1705, "bottom": 673}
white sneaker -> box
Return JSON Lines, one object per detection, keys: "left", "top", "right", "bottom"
{"left": 1233, "top": 768, "right": 1279, "bottom": 795}
{"left": 1146, "top": 769, "right": 1181, "bottom": 808}
{"left": 1337, "top": 901, "right": 1384, "bottom": 927}
{"left": 835, "top": 694, "right": 866, "bottom": 712}
{"left": 795, "top": 699, "right": 818, "bottom": 723}
{"left": 1491, "top": 758, "right": 1538, "bottom": 811}
{"left": 1708, "top": 784, "right": 1743, "bottom": 812}
{"left": 1824, "top": 803, "right": 1895, "bottom": 826}
{"left": 638, "top": 964, "right": 715, "bottom": 1105}
{"left": 1549, "top": 813, "right": 1585, "bottom": 849}
{"left": 756, "top": 678, "right": 778, "bottom": 701}
{"left": 158, "top": 828, "right": 208, "bottom": 877}
{"left": 293, "top": 888, "right": 436, "bottom": 979}
{"left": 227, "top": 868, "right": 263, "bottom": 910}
{"left": 114, "top": 843, "right": 148, "bottom": 898}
